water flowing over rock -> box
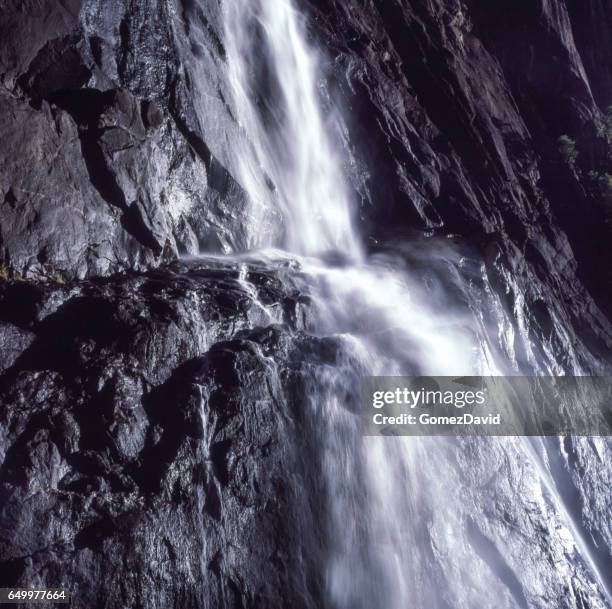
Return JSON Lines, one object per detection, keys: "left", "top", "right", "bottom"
{"left": 1, "top": 1, "right": 612, "bottom": 608}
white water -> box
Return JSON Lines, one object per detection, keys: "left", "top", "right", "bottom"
{"left": 218, "top": 1, "right": 612, "bottom": 607}
{"left": 224, "top": 0, "right": 360, "bottom": 258}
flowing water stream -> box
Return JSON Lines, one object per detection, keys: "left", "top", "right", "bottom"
{"left": 196, "top": 0, "right": 612, "bottom": 606}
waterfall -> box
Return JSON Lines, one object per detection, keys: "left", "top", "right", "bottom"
{"left": 223, "top": 0, "right": 361, "bottom": 258}
{"left": 218, "top": 1, "right": 612, "bottom": 608}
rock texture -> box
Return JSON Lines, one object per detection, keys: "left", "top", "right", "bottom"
{"left": 305, "top": 0, "right": 612, "bottom": 353}
{"left": 1, "top": 0, "right": 612, "bottom": 608}
{"left": 0, "top": 0, "right": 250, "bottom": 280}
{"left": 1, "top": 0, "right": 611, "bottom": 333}
{"left": 0, "top": 259, "right": 333, "bottom": 608}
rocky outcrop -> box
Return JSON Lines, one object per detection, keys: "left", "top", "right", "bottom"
{"left": 2, "top": 0, "right": 611, "bottom": 333}
{"left": 0, "top": 0, "right": 249, "bottom": 280}
{"left": 307, "top": 0, "right": 612, "bottom": 338}
{"left": 1, "top": 258, "right": 610, "bottom": 609}
{"left": 0, "top": 259, "right": 334, "bottom": 608}
{"left": 1, "top": 1, "right": 612, "bottom": 608}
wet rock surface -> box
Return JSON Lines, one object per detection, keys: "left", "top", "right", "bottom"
{"left": 307, "top": 0, "right": 612, "bottom": 328}
{"left": 0, "top": 0, "right": 250, "bottom": 280}
{"left": 1, "top": 1, "right": 612, "bottom": 608}
{"left": 1, "top": 0, "right": 611, "bottom": 338}
{"left": 0, "top": 256, "right": 610, "bottom": 609}
{"left": 0, "top": 260, "right": 332, "bottom": 608}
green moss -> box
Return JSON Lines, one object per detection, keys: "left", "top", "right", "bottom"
{"left": 0, "top": 265, "right": 67, "bottom": 284}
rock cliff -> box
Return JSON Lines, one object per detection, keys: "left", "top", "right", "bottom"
{"left": 1, "top": 1, "right": 612, "bottom": 607}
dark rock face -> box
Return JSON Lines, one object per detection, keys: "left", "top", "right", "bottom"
{"left": 307, "top": 0, "right": 612, "bottom": 336}
{"left": 0, "top": 260, "right": 330, "bottom": 608}
{"left": 1, "top": 1, "right": 612, "bottom": 608}
{"left": 0, "top": 0, "right": 249, "bottom": 280}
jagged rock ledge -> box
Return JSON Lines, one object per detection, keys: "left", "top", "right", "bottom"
{"left": 0, "top": 259, "right": 341, "bottom": 609}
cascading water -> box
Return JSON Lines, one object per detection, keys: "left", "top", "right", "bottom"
{"left": 224, "top": 0, "right": 360, "bottom": 258}
{"left": 215, "top": 0, "right": 612, "bottom": 607}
